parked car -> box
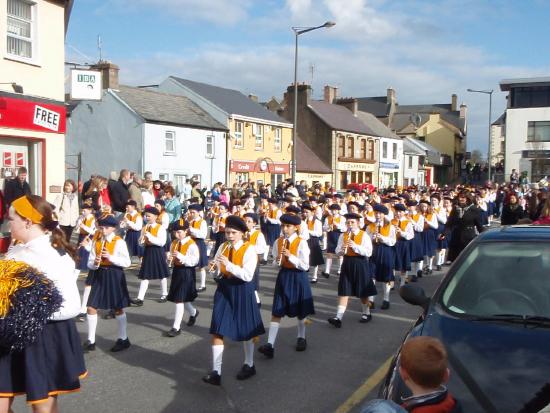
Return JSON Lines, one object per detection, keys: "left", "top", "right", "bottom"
{"left": 379, "top": 225, "right": 550, "bottom": 413}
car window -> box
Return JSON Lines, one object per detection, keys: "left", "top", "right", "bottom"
{"left": 441, "top": 242, "right": 550, "bottom": 317}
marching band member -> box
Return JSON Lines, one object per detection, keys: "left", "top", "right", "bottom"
{"left": 420, "top": 200, "right": 439, "bottom": 275}
{"left": 132, "top": 206, "right": 170, "bottom": 306}
{"left": 327, "top": 212, "right": 375, "bottom": 327}
{"left": 155, "top": 199, "right": 170, "bottom": 252}
{"left": 323, "top": 204, "right": 346, "bottom": 278}
{"left": 165, "top": 220, "right": 200, "bottom": 337}
{"left": 76, "top": 202, "right": 96, "bottom": 272}
{"left": 392, "top": 204, "right": 414, "bottom": 287}
{"left": 431, "top": 195, "right": 448, "bottom": 272}
{"left": 83, "top": 216, "right": 132, "bottom": 353}
{"left": 364, "top": 202, "right": 376, "bottom": 226}
{"left": 302, "top": 202, "right": 324, "bottom": 283}
{"left": 211, "top": 202, "right": 229, "bottom": 256}
{"left": 436, "top": 196, "right": 453, "bottom": 268}
{"left": 264, "top": 198, "right": 282, "bottom": 262}
{"left": 121, "top": 200, "right": 143, "bottom": 258}
{"left": 367, "top": 204, "right": 396, "bottom": 310}
{"left": 347, "top": 201, "right": 365, "bottom": 229}
{"left": 258, "top": 214, "right": 313, "bottom": 359}
{"left": 187, "top": 204, "right": 209, "bottom": 292}
{"left": 408, "top": 200, "right": 425, "bottom": 282}
{"left": 286, "top": 205, "right": 309, "bottom": 241}
{"left": 243, "top": 212, "right": 267, "bottom": 305}
{"left": 203, "top": 216, "right": 265, "bottom": 385}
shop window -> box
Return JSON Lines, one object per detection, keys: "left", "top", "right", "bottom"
{"left": 236, "top": 172, "right": 249, "bottom": 184}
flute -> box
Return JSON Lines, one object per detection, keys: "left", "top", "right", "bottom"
{"left": 374, "top": 220, "right": 381, "bottom": 244}
{"left": 168, "top": 240, "right": 180, "bottom": 267}
{"left": 140, "top": 224, "right": 151, "bottom": 244}
{"left": 94, "top": 236, "right": 106, "bottom": 267}
{"left": 278, "top": 238, "right": 289, "bottom": 266}
{"left": 208, "top": 241, "right": 231, "bottom": 273}
{"left": 343, "top": 229, "right": 352, "bottom": 255}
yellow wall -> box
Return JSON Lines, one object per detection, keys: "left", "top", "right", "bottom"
{"left": 417, "top": 114, "right": 458, "bottom": 157}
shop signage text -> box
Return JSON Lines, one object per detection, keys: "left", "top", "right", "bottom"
{"left": 33, "top": 105, "right": 60, "bottom": 132}
{"left": 379, "top": 162, "right": 400, "bottom": 170}
{"left": 337, "top": 161, "right": 376, "bottom": 172}
{"left": 522, "top": 150, "right": 550, "bottom": 159}
{"left": 230, "top": 160, "right": 290, "bottom": 174}
{"left": 0, "top": 96, "right": 66, "bottom": 133}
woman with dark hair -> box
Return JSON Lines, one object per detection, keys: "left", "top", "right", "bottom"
{"left": 1, "top": 195, "right": 86, "bottom": 412}
{"left": 153, "top": 180, "right": 164, "bottom": 200}
{"left": 53, "top": 179, "right": 80, "bottom": 243}
{"left": 500, "top": 193, "right": 526, "bottom": 225}
{"left": 444, "top": 191, "right": 484, "bottom": 262}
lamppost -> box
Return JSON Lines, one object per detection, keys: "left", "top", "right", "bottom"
{"left": 0, "top": 82, "right": 24, "bottom": 93}
{"left": 291, "top": 21, "right": 335, "bottom": 184}
{"left": 467, "top": 88, "right": 493, "bottom": 181}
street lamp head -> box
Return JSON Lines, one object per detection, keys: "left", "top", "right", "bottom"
{"left": 323, "top": 21, "right": 336, "bottom": 28}
{"left": 12, "top": 83, "right": 23, "bottom": 94}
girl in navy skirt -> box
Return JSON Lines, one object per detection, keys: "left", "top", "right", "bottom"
{"left": 391, "top": 204, "right": 414, "bottom": 287}
{"left": 203, "top": 216, "right": 265, "bottom": 385}
{"left": 83, "top": 216, "right": 132, "bottom": 353}
{"left": 165, "top": 220, "right": 199, "bottom": 337}
{"left": 155, "top": 199, "right": 170, "bottom": 253}
{"left": 431, "top": 195, "right": 448, "bottom": 272}
{"left": 327, "top": 212, "right": 375, "bottom": 327}
{"left": 408, "top": 200, "right": 425, "bottom": 281}
{"left": 187, "top": 204, "right": 209, "bottom": 292}
{"left": 259, "top": 196, "right": 270, "bottom": 261}
{"left": 437, "top": 196, "right": 453, "bottom": 267}
{"left": 302, "top": 202, "right": 324, "bottom": 283}
{"left": 420, "top": 200, "right": 439, "bottom": 275}
{"left": 366, "top": 204, "right": 396, "bottom": 310}
{"left": 243, "top": 213, "right": 267, "bottom": 306}
{"left": 76, "top": 203, "right": 96, "bottom": 271}
{"left": 211, "top": 202, "right": 229, "bottom": 256}
{"left": 133, "top": 206, "right": 170, "bottom": 305}
{"left": 77, "top": 228, "right": 102, "bottom": 321}
{"left": 258, "top": 214, "right": 313, "bottom": 359}
{"left": 122, "top": 199, "right": 143, "bottom": 258}
{"left": 2, "top": 195, "right": 86, "bottom": 411}
{"left": 323, "top": 204, "right": 346, "bottom": 277}
{"left": 264, "top": 198, "right": 282, "bottom": 261}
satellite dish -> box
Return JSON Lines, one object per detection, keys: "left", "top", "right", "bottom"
{"left": 410, "top": 113, "right": 422, "bottom": 128}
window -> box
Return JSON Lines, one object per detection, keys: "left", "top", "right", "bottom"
{"left": 408, "top": 155, "right": 413, "bottom": 169}
{"left": 382, "top": 142, "right": 388, "bottom": 159}
{"left": 360, "top": 139, "right": 367, "bottom": 159}
{"left": 7, "top": 0, "right": 34, "bottom": 60}
{"left": 206, "top": 135, "right": 215, "bottom": 158}
{"left": 164, "top": 131, "right": 176, "bottom": 154}
{"left": 338, "top": 136, "right": 345, "bottom": 157}
{"left": 159, "top": 173, "right": 169, "bottom": 181}
{"left": 271, "top": 173, "right": 285, "bottom": 188}
{"left": 235, "top": 172, "right": 249, "bottom": 184}
{"left": 527, "top": 121, "right": 550, "bottom": 142}
{"left": 234, "top": 121, "right": 244, "bottom": 148}
{"left": 346, "top": 136, "right": 354, "bottom": 158}
{"left": 511, "top": 86, "right": 550, "bottom": 108}
{"left": 392, "top": 143, "right": 398, "bottom": 160}
{"left": 500, "top": 141, "right": 505, "bottom": 153}
{"left": 274, "top": 127, "right": 282, "bottom": 152}
{"left": 367, "top": 140, "right": 375, "bottom": 160}
{"left": 254, "top": 124, "right": 263, "bottom": 150}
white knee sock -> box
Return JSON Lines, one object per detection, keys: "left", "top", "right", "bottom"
{"left": 423, "top": 257, "right": 429, "bottom": 268}
{"left": 312, "top": 266, "right": 318, "bottom": 280}
{"left": 199, "top": 269, "right": 206, "bottom": 288}
{"left": 116, "top": 313, "right": 128, "bottom": 340}
{"left": 325, "top": 258, "right": 332, "bottom": 274}
{"left": 338, "top": 256, "right": 344, "bottom": 272}
{"left": 263, "top": 249, "right": 269, "bottom": 261}
{"left": 400, "top": 273, "right": 408, "bottom": 286}
{"left": 297, "top": 319, "right": 306, "bottom": 338}
{"left": 173, "top": 303, "right": 184, "bottom": 329}
{"left": 427, "top": 256, "right": 434, "bottom": 270}
{"left": 243, "top": 340, "right": 254, "bottom": 367}
{"left": 414, "top": 261, "right": 422, "bottom": 273}
{"left": 160, "top": 278, "right": 168, "bottom": 296}
{"left": 361, "top": 303, "right": 371, "bottom": 315}
{"left": 184, "top": 302, "right": 197, "bottom": 316}
{"left": 267, "top": 321, "right": 280, "bottom": 346}
{"left": 368, "top": 295, "right": 375, "bottom": 303}
{"left": 336, "top": 305, "right": 347, "bottom": 320}
{"left": 137, "top": 280, "right": 149, "bottom": 300}
{"left": 87, "top": 313, "right": 98, "bottom": 343}
{"left": 212, "top": 344, "right": 224, "bottom": 375}
{"left": 81, "top": 285, "right": 91, "bottom": 313}
{"left": 383, "top": 282, "right": 391, "bottom": 301}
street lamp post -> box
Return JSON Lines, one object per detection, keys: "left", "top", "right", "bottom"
{"left": 467, "top": 88, "right": 493, "bottom": 181}
{"left": 0, "top": 82, "right": 24, "bottom": 93}
{"left": 291, "top": 21, "right": 335, "bottom": 184}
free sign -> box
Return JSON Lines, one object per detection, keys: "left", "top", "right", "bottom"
{"left": 33, "top": 105, "right": 60, "bottom": 132}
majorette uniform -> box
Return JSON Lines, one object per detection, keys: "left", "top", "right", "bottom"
{"left": 76, "top": 212, "right": 95, "bottom": 271}
{"left": 265, "top": 207, "right": 282, "bottom": 248}
{"left": 367, "top": 221, "right": 397, "bottom": 283}
{"left": 167, "top": 236, "right": 199, "bottom": 303}
{"left": 212, "top": 212, "right": 228, "bottom": 255}
{"left": 189, "top": 217, "right": 209, "bottom": 269}
{"left": 123, "top": 210, "right": 143, "bottom": 257}
{"left": 247, "top": 228, "right": 267, "bottom": 293}
{"left": 392, "top": 217, "right": 414, "bottom": 276}
{"left": 138, "top": 222, "right": 170, "bottom": 280}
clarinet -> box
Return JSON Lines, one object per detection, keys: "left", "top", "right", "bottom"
{"left": 278, "top": 237, "right": 289, "bottom": 266}
{"left": 94, "top": 236, "right": 105, "bottom": 267}
{"left": 343, "top": 229, "right": 352, "bottom": 255}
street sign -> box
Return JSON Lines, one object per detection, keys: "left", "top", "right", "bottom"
{"left": 70, "top": 69, "right": 102, "bottom": 100}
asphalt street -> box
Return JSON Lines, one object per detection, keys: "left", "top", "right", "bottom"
{"left": 13, "top": 261, "right": 443, "bottom": 413}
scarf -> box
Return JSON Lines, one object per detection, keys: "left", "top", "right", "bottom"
{"left": 456, "top": 203, "right": 473, "bottom": 219}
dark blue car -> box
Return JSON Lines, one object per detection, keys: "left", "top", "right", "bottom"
{"left": 379, "top": 226, "right": 550, "bottom": 413}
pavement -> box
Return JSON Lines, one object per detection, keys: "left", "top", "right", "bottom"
{"left": 12, "top": 261, "right": 443, "bottom": 413}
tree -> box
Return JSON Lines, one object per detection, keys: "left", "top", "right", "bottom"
{"left": 470, "top": 149, "right": 484, "bottom": 164}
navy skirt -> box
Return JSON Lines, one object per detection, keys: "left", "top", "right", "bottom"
{"left": 213, "top": 232, "right": 226, "bottom": 256}
{"left": 394, "top": 239, "right": 412, "bottom": 272}
{"left": 438, "top": 231, "right": 451, "bottom": 250}
{"left": 423, "top": 228, "right": 438, "bottom": 257}
{"left": 372, "top": 243, "right": 395, "bottom": 282}
{"left": 410, "top": 231, "right": 425, "bottom": 262}
{"left": 87, "top": 266, "right": 130, "bottom": 310}
{"left": 272, "top": 268, "right": 315, "bottom": 319}
{"left": 308, "top": 236, "right": 325, "bottom": 266}
{"left": 265, "top": 223, "right": 281, "bottom": 246}
{"left": 85, "top": 269, "right": 96, "bottom": 285}
{"left": 253, "top": 264, "right": 260, "bottom": 291}
{"left": 77, "top": 234, "right": 90, "bottom": 271}
{"left": 480, "top": 210, "right": 489, "bottom": 226}
{"left": 167, "top": 266, "right": 197, "bottom": 303}
{"left": 338, "top": 256, "right": 377, "bottom": 298}
{"left": 0, "top": 319, "right": 86, "bottom": 404}
{"left": 194, "top": 238, "right": 208, "bottom": 268}
{"left": 326, "top": 231, "right": 341, "bottom": 254}
{"left": 210, "top": 278, "right": 265, "bottom": 341}
{"left": 125, "top": 229, "right": 143, "bottom": 257}
{"left": 138, "top": 245, "right": 170, "bottom": 280}
{"left": 164, "top": 229, "right": 171, "bottom": 252}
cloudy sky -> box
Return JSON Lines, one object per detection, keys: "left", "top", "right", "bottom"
{"left": 67, "top": 0, "right": 550, "bottom": 154}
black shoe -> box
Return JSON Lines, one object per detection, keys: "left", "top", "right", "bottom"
{"left": 369, "top": 301, "right": 376, "bottom": 309}
{"left": 328, "top": 317, "right": 342, "bottom": 328}
{"left": 82, "top": 340, "right": 96, "bottom": 352}
{"left": 236, "top": 364, "right": 256, "bottom": 380}
{"left": 444, "top": 261, "right": 452, "bottom": 266}
{"left": 202, "top": 371, "right": 221, "bottom": 385}
{"left": 411, "top": 275, "right": 418, "bottom": 282}
{"left": 110, "top": 338, "right": 131, "bottom": 352}
{"left": 258, "top": 343, "right": 274, "bottom": 359}
{"left": 197, "top": 287, "right": 206, "bottom": 293}
{"left": 417, "top": 270, "right": 423, "bottom": 278}
{"left": 187, "top": 310, "right": 199, "bottom": 327}
{"left": 296, "top": 338, "right": 307, "bottom": 351}
{"left": 310, "top": 279, "right": 318, "bottom": 284}
{"left": 426, "top": 269, "right": 433, "bottom": 275}
{"left": 77, "top": 313, "right": 86, "bottom": 322}
{"left": 102, "top": 310, "right": 116, "bottom": 320}
{"left": 158, "top": 296, "right": 168, "bottom": 303}
{"left": 436, "top": 265, "right": 442, "bottom": 271}
{"left": 359, "top": 314, "right": 372, "bottom": 323}
{"left": 381, "top": 300, "right": 390, "bottom": 310}
{"left": 260, "top": 259, "right": 268, "bottom": 266}
{"left": 130, "top": 298, "right": 144, "bottom": 307}
{"left": 165, "top": 328, "right": 181, "bottom": 337}
{"left": 321, "top": 272, "right": 330, "bottom": 279}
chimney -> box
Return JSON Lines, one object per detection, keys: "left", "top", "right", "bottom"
{"left": 451, "top": 94, "right": 458, "bottom": 111}
{"left": 91, "top": 61, "right": 119, "bottom": 90}
{"left": 460, "top": 103, "right": 467, "bottom": 119}
{"left": 286, "top": 83, "right": 311, "bottom": 113}
{"left": 387, "top": 87, "right": 396, "bottom": 104}
{"left": 324, "top": 85, "right": 338, "bottom": 103}
{"left": 248, "top": 94, "right": 258, "bottom": 103}
{"left": 335, "top": 98, "right": 358, "bottom": 116}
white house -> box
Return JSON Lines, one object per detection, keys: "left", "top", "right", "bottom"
{"left": 67, "top": 85, "right": 227, "bottom": 191}
{"left": 403, "top": 137, "right": 424, "bottom": 186}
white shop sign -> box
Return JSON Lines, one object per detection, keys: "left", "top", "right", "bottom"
{"left": 70, "top": 69, "right": 102, "bottom": 100}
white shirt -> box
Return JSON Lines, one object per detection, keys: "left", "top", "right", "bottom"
{"left": 249, "top": 229, "right": 267, "bottom": 255}
{"left": 266, "top": 209, "right": 282, "bottom": 224}
{"left": 142, "top": 190, "right": 156, "bottom": 207}
{"left": 271, "top": 232, "right": 310, "bottom": 271}
{"left": 396, "top": 218, "right": 415, "bottom": 240}
{"left": 424, "top": 213, "right": 439, "bottom": 229}
{"left": 323, "top": 214, "right": 347, "bottom": 232}
{"left": 140, "top": 223, "right": 167, "bottom": 246}
{"left": 125, "top": 211, "right": 143, "bottom": 231}
{"left": 7, "top": 234, "right": 80, "bottom": 321}
{"left": 174, "top": 236, "right": 200, "bottom": 267}
{"left": 88, "top": 232, "right": 131, "bottom": 270}
{"left": 214, "top": 240, "right": 257, "bottom": 282}
{"left": 366, "top": 222, "right": 397, "bottom": 246}
{"left": 299, "top": 220, "right": 310, "bottom": 241}
{"left": 158, "top": 212, "right": 170, "bottom": 230}
{"left": 410, "top": 212, "right": 425, "bottom": 232}
{"left": 434, "top": 207, "right": 448, "bottom": 225}
{"left": 189, "top": 218, "right": 208, "bottom": 239}
{"left": 77, "top": 213, "right": 95, "bottom": 235}
{"left": 307, "top": 217, "right": 323, "bottom": 237}
{"left": 335, "top": 228, "right": 373, "bottom": 257}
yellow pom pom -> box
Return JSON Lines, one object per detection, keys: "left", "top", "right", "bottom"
{"left": 0, "top": 260, "right": 35, "bottom": 318}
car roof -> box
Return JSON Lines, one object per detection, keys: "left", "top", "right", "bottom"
{"left": 477, "top": 225, "right": 550, "bottom": 242}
